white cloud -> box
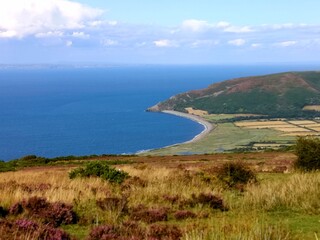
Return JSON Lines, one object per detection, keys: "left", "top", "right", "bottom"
{"left": 0, "top": 0, "right": 103, "bottom": 38}
{"left": 275, "top": 41, "right": 297, "bottom": 47}
{"left": 66, "top": 40, "right": 73, "bottom": 47}
{"left": 0, "top": 30, "right": 17, "bottom": 38}
{"left": 216, "top": 21, "right": 231, "bottom": 28}
{"left": 228, "top": 39, "right": 246, "bottom": 46}
{"left": 251, "top": 43, "right": 262, "bottom": 48}
{"left": 72, "top": 32, "right": 90, "bottom": 39}
{"left": 153, "top": 39, "right": 178, "bottom": 48}
{"left": 35, "top": 31, "right": 64, "bottom": 38}
{"left": 224, "top": 26, "right": 253, "bottom": 33}
{"left": 191, "top": 40, "right": 219, "bottom": 48}
{"left": 102, "top": 39, "right": 118, "bottom": 46}
{"left": 181, "top": 19, "right": 210, "bottom": 32}
{"left": 181, "top": 20, "right": 253, "bottom": 33}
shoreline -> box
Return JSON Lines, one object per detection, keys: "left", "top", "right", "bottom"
{"left": 161, "top": 110, "right": 213, "bottom": 144}
{"left": 137, "top": 110, "right": 214, "bottom": 154}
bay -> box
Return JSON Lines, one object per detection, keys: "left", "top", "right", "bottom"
{"left": 0, "top": 64, "right": 319, "bottom": 160}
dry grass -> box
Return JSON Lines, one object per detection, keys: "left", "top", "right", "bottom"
{"left": 307, "top": 126, "right": 320, "bottom": 131}
{"left": 273, "top": 127, "right": 310, "bottom": 132}
{"left": 244, "top": 124, "right": 292, "bottom": 129}
{"left": 302, "top": 105, "right": 320, "bottom": 111}
{"left": 241, "top": 172, "right": 320, "bottom": 214}
{"left": 235, "top": 119, "right": 320, "bottom": 137}
{"left": 288, "top": 120, "right": 317, "bottom": 125}
{"left": 234, "top": 121, "right": 286, "bottom": 127}
{"left": 281, "top": 132, "right": 320, "bottom": 136}
{"left": 185, "top": 107, "right": 208, "bottom": 116}
{"left": 0, "top": 153, "right": 319, "bottom": 239}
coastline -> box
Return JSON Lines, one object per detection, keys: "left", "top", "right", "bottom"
{"left": 162, "top": 110, "right": 214, "bottom": 144}
{"left": 137, "top": 110, "right": 214, "bottom": 154}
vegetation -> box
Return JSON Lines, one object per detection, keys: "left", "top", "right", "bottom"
{"left": 149, "top": 121, "right": 294, "bottom": 155}
{"left": 69, "top": 161, "right": 129, "bottom": 184}
{"left": 294, "top": 136, "right": 320, "bottom": 171}
{"left": 0, "top": 151, "right": 319, "bottom": 239}
{"left": 149, "top": 71, "right": 320, "bottom": 118}
{"left": 0, "top": 154, "right": 134, "bottom": 173}
{"left": 217, "top": 161, "right": 257, "bottom": 188}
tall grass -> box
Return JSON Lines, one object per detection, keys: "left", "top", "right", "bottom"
{"left": 0, "top": 164, "right": 319, "bottom": 239}
{"left": 241, "top": 172, "right": 320, "bottom": 214}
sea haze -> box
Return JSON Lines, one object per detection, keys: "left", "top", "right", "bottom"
{"left": 0, "top": 64, "right": 319, "bottom": 161}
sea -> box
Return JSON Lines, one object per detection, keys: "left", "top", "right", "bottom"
{"left": 0, "top": 64, "right": 319, "bottom": 161}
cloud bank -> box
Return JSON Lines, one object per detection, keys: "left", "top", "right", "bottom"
{"left": 0, "top": 0, "right": 102, "bottom": 38}
{"left": 0, "top": 1, "right": 320, "bottom": 63}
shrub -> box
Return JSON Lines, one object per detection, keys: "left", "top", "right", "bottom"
{"left": 147, "top": 224, "right": 182, "bottom": 240}
{"left": 174, "top": 210, "right": 196, "bottom": 220}
{"left": 0, "top": 219, "right": 71, "bottom": 240}
{"left": 87, "top": 222, "right": 144, "bottom": 240}
{"left": 15, "top": 219, "right": 39, "bottom": 231}
{"left": 12, "top": 197, "right": 77, "bottom": 227}
{"left": 69, "top": 161, "right": 129, "bottom": 184}
{"left": 162, "top": 194, "right": 180, "bottom": 205}
{"left": 190, "top": 193, "right": 227, "bottom": 211}
{"left": 9, "top": 203, "right": 23, "bottom": 215}
{"left": 87, "top": 225, "right": 120, "bottom": 240}
{"left": 43, "top": 202, "right": 77, "bottom": 227}
{"left": 217, "top": 161, "right": 257, "bottom": 188}
{"left": 96, "top": 196, "right": 128, "bottom": 214}
{"left": 37, "top": 225, "right": 71, "bottom": 240}
{"left": 294, "top": 136, "right": 320, "bottom": 171}
{"left": 22, "top": 196, "right": 49, "bottom": 215}
{"left": 0, "top": 206, "right": 8, "bottom": 218}
{"left": 130, "top": 205, "right": 168, "bottom": 223}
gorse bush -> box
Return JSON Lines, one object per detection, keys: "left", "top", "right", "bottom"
{"left": 217, "top": 161, "right": 257, "bottom": 188}
{"left": 294, "top": 136, "right": 320, "bottom": 171}
{"left": 69, "top": 161, "right": 129, "bottom": 183}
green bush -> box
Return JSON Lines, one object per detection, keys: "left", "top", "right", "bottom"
{"left": 294, "top": 136, "right": 320, "bottom": 171}
{"left": 217, "top": 161, "right": 257, "bottom": 188}
{"left": 69, "top": 161, "right": 129, "bottom": 184}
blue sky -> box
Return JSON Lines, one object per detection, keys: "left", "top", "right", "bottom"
{"left": 1, "top": 0, "right": 320, "bottom": 64}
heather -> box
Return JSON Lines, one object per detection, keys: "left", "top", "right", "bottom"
{"left": 0, "top": 152, "right": 319, "bottom": 239}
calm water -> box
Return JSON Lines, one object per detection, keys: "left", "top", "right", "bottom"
{"left": 0, "top": 64, "right": 319, "bottom": 160}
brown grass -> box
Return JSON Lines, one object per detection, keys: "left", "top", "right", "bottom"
{"left": 302, "top": 105, "right": 320, "bottom": 111}
{"left": 288, "top": 120, "right": 317, "bottom": 125}
{"left": 185, "top": 107, "right": 208, "bottom": 116}
{"left": 1, "top": 152, "right": 319, "bottom": 239}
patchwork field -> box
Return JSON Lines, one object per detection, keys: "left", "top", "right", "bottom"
{"left": 234, "top": 119, "right": 320, "bottom": 137}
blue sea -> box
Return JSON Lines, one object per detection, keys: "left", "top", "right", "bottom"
{"left": 0, "top": 64, "right": 319, "bottom": 161}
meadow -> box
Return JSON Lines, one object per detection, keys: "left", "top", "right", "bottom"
{"left": 0, "top": 152, "right": 319, "bottom": 239}
{"left": 149, "top": 115, "right": 295, "bottom": 155}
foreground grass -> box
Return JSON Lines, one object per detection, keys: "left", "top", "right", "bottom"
{"left": 0, "top": 156, "right": 319, "bottom": 239}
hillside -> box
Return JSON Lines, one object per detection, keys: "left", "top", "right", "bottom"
{"left": 148, "top": 71, "right": 320, "bottom": 117}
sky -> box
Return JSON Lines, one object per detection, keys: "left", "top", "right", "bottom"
{"left": 1, "top": 0, "right": 320, "bottom": 64}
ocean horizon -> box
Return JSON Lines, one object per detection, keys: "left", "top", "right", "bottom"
{"left": 1, "top": 64, "right": 320, "bottom": 161}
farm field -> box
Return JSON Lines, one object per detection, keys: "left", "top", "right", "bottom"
{"left": 235, "top": 119, "right": 320, "bottom": 137}
{"left": 149, "top": 114, "right": 296, "bottom": 155}
{"left": 0, "top": 152, "right": 319, "bottom": 239}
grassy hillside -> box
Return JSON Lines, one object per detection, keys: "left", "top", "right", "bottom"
{"left": 149, "top": 71, "right": 320, "bottom": 117}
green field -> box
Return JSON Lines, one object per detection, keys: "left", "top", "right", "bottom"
{"left": 148, "top": 119, "right": 295, "bottom": 155}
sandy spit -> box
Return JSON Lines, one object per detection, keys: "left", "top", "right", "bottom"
{"left": 162, "top": 110, "right": 214, "bottom": 144}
